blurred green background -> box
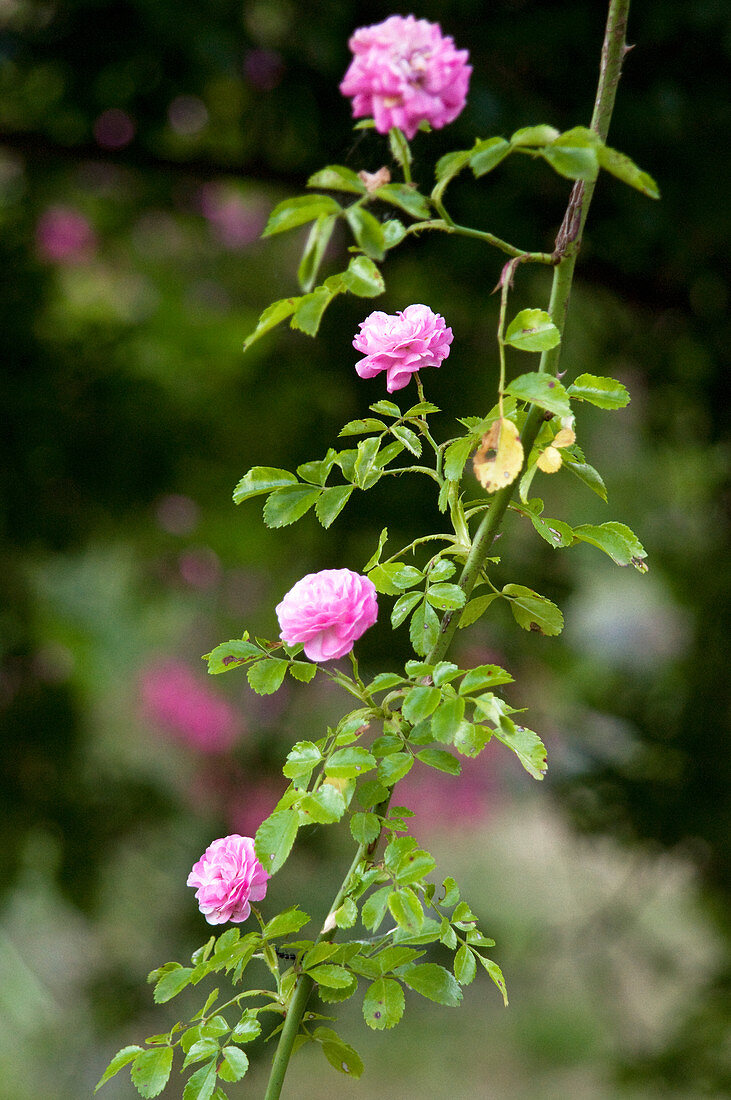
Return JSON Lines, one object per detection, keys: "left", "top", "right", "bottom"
{"left": 1, "top": 1, "right": 729, "bottom": 1097}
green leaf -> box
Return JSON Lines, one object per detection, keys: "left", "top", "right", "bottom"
{"left": 290, "top": 286, "right": 334, "bottom": 335}
{"left": 470, "top": 136, "right": 511, "bottom": 177}
{"left": 367, "top": 671, "right": 404, "bottom": 692}
{"left": 374, "top": 439, "right": 404, "bottom": 469}
{"left": 130, "top": 1048, "right": 174, "bottom": 1099}
{"left": 339, "top": 418, "right": 387, "bottom": 436}
{"left": 263, "top": 194, "right": 342, "bottom": 237}
{"left": 568, "top": 373, "right": 630, "bottom": 409}
{"left": 307, "top": 964, "right": 353, "bottom": 989}
{"left": 325, "top": 746, "right": 377, "bottom": 779}
{"left": 391, "top": 590, "right": 423, "bottom": 629}
{"left": 476, "top": 955, "right": 509, "bottom": 1006}
{"left": 316, "top": 1029, "right": 364, "bottom": 1077}
{"left": 382, "top": 218, "right": 407, "bottom": 248}
{"left": 391, "top": 423, "right": 421, "bottom": 455}
{"left": 282, "top": 740, "right": 322, "bottom": 779}
{"left": 242, "top": 297, "right": 300, "bottom": 351}
{"left": 289, "top": 661, "right": 317, "bottom": 683}
{"left": 453, "top": 721, "right": 492, "bottom": 757}
{"left": 426, "top": 582, "right": 466, "bottom": 611}
{"left": 350, "top": 811, "right": 381, "bottom": 845}
{"left": 353, "top": 435, "right": 381, "bottom": 489}
{"left": 362, "top": 885, "right": 391, "bottom": 932}
{"left": 504, "top": 310, "right": 561, "bottom": 353}
{"left": 374, "top": 183, "right": 432, "bottom": 220}
{"left": 441, "top": 876, "right": 460, "bottom": 907}
{"left": 95, "top": 1046, "right": 144, "bottom": 1092}
{"left": 263, "top": 906, "right": 310, "bottom": 938}
{"left": 402, "top": 685, "right": 442, "bottom": 724}
{"left": 598, "top": 145, "right": 660, "bottom": 199}
{"left": 510, "top": 124, "right": 560, "bottom": 147}
{"left": 430, "top": 695, "right": 466, "bottom": 742}
{"left": 262, "top": 484, "right": 321, "bottom": 528}
{"left": 315, "top": 485, "right": 353, "bottom": 528}
{"left": 247, "top": 658, "right": 289, "bottom": 695}
{"left": 393, "top": 848, "right": 436, "bottom": 886}
{"left": 398, "top": 963, "right": 462, "bottom": 1006}
{"left": 307, "top": 165, "right": 367, "bottom": 194}
{"left": 573, "top": 521, "right": 647, "bottom": 570}
{"left": 458, "top": 593, "right": 499, "bottom": 628}
{"left": 232, "top": 1014, "right": 262, "bottom": 1043}
{"left": 502, "top": 583, "right": 564, "bottom": 635}
{"left": 255, "top": 809, "right": 299, "bottom": 874}
{"left": 432, "top": 148, "right": 472, "bottom": 203}
{"left": 526, "top": 511, "right": 575, "bottom": 548}
{"left": 297, "top": 451, "right": 337, "bottom": 485}
{"left": 205, "top": 637, "right": 261, "bottom": 673}
{"left": 562, "top": 454, "right": 607, "bottom": 501}
{"left": 443, "top": 433, "right": 478, "bottom": 481}
{"left": 233, "top": 467, "right": 297, "bottom": 504}
{"left": 368, "top": 561, "right": 408, "bottom": 595}
{"left": 298, "top": 215, "right": 337, "bottom": 292}
{"left": 388, "top": 887, "right": 423, "bottom": 933}
{"left": 182, "top": 1059, "right": 217, "bottom": 1100}
{"left": 454, "top": 945, "right": 477, "bottom": 986}
{"left": 404, "top": 400, "right": 440, "bottom": 417}
{"left": 341, "top": 254, "right": 385, "bottom": 297}
{"left": 346, "top": 205, "right": 386, "bottom": 260}
{"left": 542, "top": 127, "right": 600, "bottom": 181}
{"left": 505, "top": 372, "right": 571, "bottom": 417}
{"left": 363, "top": 526, "right": 388, "bottom": 570}
{"left": 459, "top": 665, "right": 514, "bottom": 693}
{"left": 154, "top": 966, "right": 193, "bottom": 1004}
{"left": 416, "top": 747, "right": 461, "bottom": 775}
{"left": 369, "top": 399, "right": 401, "bottom": 418}
{"left": 219, "top": 1046, "right": 249, "bottom": 1082}
{"left": 409, "top": 601, "right": 440, "bottom": 657}
{"left": 334, "top": 896, "right": 359, "bottom": 929}
{"left": 182, "top": 1039, "right": 220, "bottom": 1070}
{"left": 493, "top": 724, "right": 547, "bottom": 780}
{"left": 378, "top": 752, "right": 413, "bottom": 787}
{"left": 363, "top": 977, "right": 405, "bottom": 1030}
{"left": 299, "top": 784, "right": 347, "bottom": 824}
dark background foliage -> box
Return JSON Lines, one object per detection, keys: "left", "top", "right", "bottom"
{"left": 0, "top": 1, "right": 728, "bottom": 1096}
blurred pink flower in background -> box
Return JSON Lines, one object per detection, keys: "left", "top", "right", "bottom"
{"left": 276, "top": 568, "right": 378, "bottom": 661}
{"left": 36, "top": 206, "right": 96, "bottom": 264}
{"left": 93, "top": 108, "right": 135, "bottom": 150}
{"left": 199, "top": 183, "right": 268, "bottom": 249}
{"left": 187, "top": 834, "right": 269, "bottom": 924}
{"left": 139, "top": 658, "right": 241, "bottom": 752}
{"left": 243, "top": 48, "right": 284, "bottom": 91}
{"left": 353, "top": 304, "right": 453, "bottom": 392}
{"left": 226, "top": 779, "right": 284, "bottom": 838}
{"left": 398, "top": 759, "right": 496, "bottom": 832}
{"left": 340, "top": 15, "right": 471, "bottom": 139}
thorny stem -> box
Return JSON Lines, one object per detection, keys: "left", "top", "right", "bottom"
{"left": 264, "top": 1, "right": 632, "bottom": 1095}
{"left": 404, "top": 217, "right": 554, "bottom": 263}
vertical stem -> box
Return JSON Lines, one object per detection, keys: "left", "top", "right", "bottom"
{"left": 263, "top": 1, "right": 632, "bottom": 1095}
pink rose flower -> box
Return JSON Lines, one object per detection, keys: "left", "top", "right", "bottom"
{"left": 276, "top": 568, "right": 378, "bottom": 662}
{"left": 353, "top": 304, "right": 453, "bottom": 392}
{"left": 187, "top": 834, "right": 269, "bottom": 924}
{"left": 340, "top": 15, "right": 471, "bottom": 140}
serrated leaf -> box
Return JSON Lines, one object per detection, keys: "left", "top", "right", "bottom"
{"left": 398, "top": 962, "right": 462, "bottom": 1006}
{"left": 391, "top": 590, "right": 423, "bottom": 629}
{"left": 493, "top": 724, "right": 547, "bottom": 780}
{"left": 298, "top": 215, "right": 337, "bottom": 292}
{"left": 263, "top": 906, "right": 310, "bottom": 938}
{"left": 154, "top": 966, "right": 193, "bottom": 1004}
{"left": 314, "top": 484, "right": 353, "bottom": 528}
{"left": 262, "top": 484, "right": 321, "bottom": 528}
{"left": 300, "top": 783, "right": 347, "bottom": 824}
{"left": 363, "top": 977, "right": 405, "bottom": 1030}
{"left": 568, "top": 373, "right": 630, "bottom": 409}
{"left": 247, "top": 658, "right": 288, "bottom": 695}
{"left": 459, "top": 664, "right": 514, "bottom": 693}
{"left": 409, "top": 601, "right": 440, "bottom": 656}
{"left": 95, "top": 1046, "right": 144, "bottom": 1092}
{"left": 362, "top": 885, "right": 391, "bottom": 932}
{"left": 393, "top": 847, "right": 436, "bottom": 886}
{"left": 443, "top": 434, "right": 478, "bottom": 481}
{"left": 402, "top": 685, "right": 441, "bottom": 723}
{"left": 598, "top": 145, "right": 660, "bottom": 199}
{"left": 426, "top": 582, "right": 466, "bottom": 611}
{"left": 233, "top": 467, "right": 297, "bottom": 504}
{"left": 542, "top": 127, "right": 600, "bottom": 181}
{"left": 182, "top": 1039, "right": 220, "bottom": 1069}
{"left": 242, "top": 297, "right": 300, "bottom": 351}
{"left": 416, "top": 747, "right": 461, "bottom": 774}
{"left": 502, "top": 583, "right": 564, "bottom": 635}
{"left": 526, "top": 511, "right": 575, "bottom": 548}
{"left": 232, "top": 1014, "right": 261, "bottom": 1043}
{"left": 573, "top": 521, "right": 647, "bottom": 569}
{"left": 562, "top": 454, "right": 607, "bottom": 501}
{"left": 388, "top": 887, "right": 423, "bottom": 933}
{"left": 368, "top": 562, "right": 407, "bottom": 595}
{"left": 430, "top": 696, "right": 466, "bottom": 742}
{"left": 377, "top": 752, "right": 413, "bottom": 786}
{"left": 473, "top": 418, "right": 524, "bottom": 493}
{"left": 325, "top": 746, "right": 376, "bottom": 779}
{"left": 307, "top": 165, "right": 367, "bottom": 194}
{"left": 318, "top": 1032, "right": 364, "bottom": 1077}
{"left": 341, "top": 254, "right": 385, "bottom": 297}
{"left": 205, "top": 637, "right": 261, "bottom": 673}
{"left": 308, "top": 964, "right": 354, "bottom": 988}
{"left": 506, "top": 372, "right": 570, "bottom": 417}
{"left": 345, "top": 205, "right": 386, "bottom": 260}
{"left": 374, "top": 182, "right": 432, "bottom": 220}
{"left": 288, "top": 661, "right": 317, "bottom": 683}
{"left": 339, "top": 417, "right": 387, "bottom": 436}
{"left": 441, "top": 876, "right": 460, "bottom": 907}
{"left": 220, "top": 1046, "right": 249, "bottom": 1082}
{"left": 454, "top": 945, "right": 477, "bottom": 985}
{"left": 383, "top": 218, "right": 407, "bottom": 248}
{"left": 130, "top": 1048, "right": 174, "bottom": 1099}
{"left": 255, "top": 809, "right": 299, "bottom": 874}
{"left": 263, "top": 194, "right": 342, "bottom": 237}
{"left": 458, "top": 592, "right": 500, "bottom": 628}
{"left": 504, "top": 310, "right": 561, "bottom": 353}
{"left": 350, "top": 811, "right": 381, "bottom": 845}
{"left": 432, "top": 148, "right": 472, "bottom": 203}
{"left": 453, "top": 721, "right": 492, "bottom": 757}
{"left": 476, "top": 955, "right": 509, "bottom": 1005}
{"left": 391, "top": 423, "right": 421, "bottom": 455}
{"left": 282, "top": 740, "right": 321, "bottom": 778}
{"left": 470, "top": 136, "right": 511, "bottom": 176}
{"left": 369, "top": 399, "right": 401, "bottom": 418}
{"left": 290, "top": 286, "right": 334, "bottom": 336}
{"left": 182, "top": 1059, "right": 217, "bottom": 1100}
{"left": 510, "top": 124, "right": 560, "bottom": 147}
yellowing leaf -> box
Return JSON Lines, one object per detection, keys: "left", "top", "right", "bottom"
{"left": 537, "top": 446, "right": 563, "bottom": 473}
{"left": 553, "top": 427, "right": 576, "bottom": 448}
{"left": 472, "top": 419, "right": 524, "bottom": 493}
